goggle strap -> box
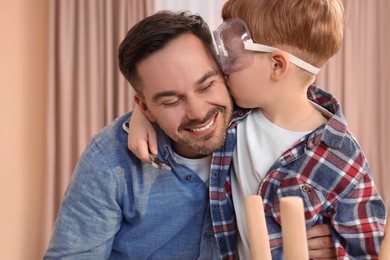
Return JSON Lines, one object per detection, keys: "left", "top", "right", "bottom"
{"left": 244, "top": 41, "right": 320, "bottom": 75}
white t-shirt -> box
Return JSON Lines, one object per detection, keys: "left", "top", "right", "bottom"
{"left": 232, "top": 109, "right": 309, "bottom": 259}
{"left": 173, "top": 152, "right": 212, "bottom": 186}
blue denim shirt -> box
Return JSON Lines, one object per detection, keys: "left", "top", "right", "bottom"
{"left": 44, "top": 112, "right": 219, "bottom": 259}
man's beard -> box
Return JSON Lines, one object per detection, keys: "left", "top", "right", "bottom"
{"left": 174, "top": 127, "right": 228, "bottom": 155}
{"left": 156, "top": 106, "right": 231, "bottom": 156}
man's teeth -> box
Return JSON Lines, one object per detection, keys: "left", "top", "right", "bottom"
{"left": 191, "top": 118, "right": 214, "bottom": 132}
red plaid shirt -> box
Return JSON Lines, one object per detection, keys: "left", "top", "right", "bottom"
{"left": 210, "top": 85, "right": 386, "bottom": 259}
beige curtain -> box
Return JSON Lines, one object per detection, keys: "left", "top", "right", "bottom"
{"left": 43, "top": 0, "right": 390, "bottom": 251}
{"left": 153, "top": 0, "right": 227, "bottom": 30}
{"left": 316, "top": 0, "right": 390, "bottom": 205}
{"left": 43, "top": 0, "right": 154, "bottom": 250}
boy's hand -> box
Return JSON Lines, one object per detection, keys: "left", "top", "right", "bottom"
{"left": 128, "top": 105, "right": 158, "bottom": 163}
{"left": 307, "top": 224, "right": 336, "bottom": 259}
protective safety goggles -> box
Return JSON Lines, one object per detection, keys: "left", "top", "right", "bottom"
{"left": 213, "top": 18, "right": 320, "bottom": 75}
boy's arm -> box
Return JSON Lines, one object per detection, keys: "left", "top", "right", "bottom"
{"left": 128, "top": 104, "right": 158, "bottom": 162}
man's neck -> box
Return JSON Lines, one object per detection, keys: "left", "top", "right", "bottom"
{"left": 171, "top": 141, "right": 211, "bottom": 159}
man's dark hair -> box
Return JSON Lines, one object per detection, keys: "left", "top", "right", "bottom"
{"left": 118, "top": 10, "right": 218, "bottom": 96}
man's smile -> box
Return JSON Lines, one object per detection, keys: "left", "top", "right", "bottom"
{"left": 190, "top": 116, "right": 215, "bottom": 132}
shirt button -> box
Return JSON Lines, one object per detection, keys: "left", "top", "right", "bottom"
{"left": 302, "top": 184, "right": 311, "bottom": 193}
{"left": 185, "top": 175, "right": 192, "bottom": 180}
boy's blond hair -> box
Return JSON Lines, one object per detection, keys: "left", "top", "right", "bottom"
{"left": 222, "top": 0, "right": 344, "bottom": 68}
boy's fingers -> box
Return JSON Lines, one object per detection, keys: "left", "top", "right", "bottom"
{"left": 307, "top": 224, "right": 336, "bottom": 259}
{"left": 308, "top": 248, "right": 336, "bottom": 259}
{"left": 307, "top": 224, "right": 332, "bottom": 239}
{"left": 148, "top": 132, "right": 158, "bottom": 156}
{"left": 135, "top": 140, "right": 153, "bottom": 163}
{"left": 308, "top": 236, "right": 334, "bottom": 250}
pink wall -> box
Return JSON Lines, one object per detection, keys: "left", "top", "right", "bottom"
{"left": 0, "top": 0, "right": 49, "bottom": 259}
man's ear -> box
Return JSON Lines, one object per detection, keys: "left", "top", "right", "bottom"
{"left": 270, "top": 50, "right": 290, "bottom": 81}
{"left": 134, "top": 94, "right": 156, "bottom": 122}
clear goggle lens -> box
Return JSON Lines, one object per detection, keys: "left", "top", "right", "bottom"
{"left": 213, "top": 18, "right": 320, "bottom": 75}
{"left": 213, "top": 19, "right": 254, "bottom": 75}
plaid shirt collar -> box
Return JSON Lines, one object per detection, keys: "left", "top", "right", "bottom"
{"left": 306, "top": 84, "right": 348, "bottom": 149}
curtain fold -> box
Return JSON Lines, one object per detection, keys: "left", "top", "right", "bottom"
{"left": 316, "top": 0, "right": 390, "bottom": 205}
{"left": 43, "top": 0, "right": 153, "bottom": 251}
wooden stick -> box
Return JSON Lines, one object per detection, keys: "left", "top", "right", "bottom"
{"left": 245, "top": 195, "right": 272, "bottom": 260}
{"left": 280, "top": 196, "right": 309, "bottom": 260}
{"left": 379, "top": 208, "right": 390, "bottom": 259}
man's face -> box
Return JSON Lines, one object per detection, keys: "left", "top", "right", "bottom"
{"left": 136, "top": 33, "right": 233, "bottom": 158}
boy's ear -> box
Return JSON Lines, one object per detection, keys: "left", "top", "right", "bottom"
{"left": 134, "top": 94, "right": 157, "bottom": 122}
{"left": 270, "top": 50, "right": 290, "bottom": 81}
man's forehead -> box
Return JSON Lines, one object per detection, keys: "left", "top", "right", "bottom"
{"left": 137, "top": 34, "right": 221, "bottom": 96}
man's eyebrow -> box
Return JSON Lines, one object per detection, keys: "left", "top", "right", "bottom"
{"left": 196, "top": 71, "right": 218, "bottom": 85}
{"left": 151, "top": 71, "right": 218, "bottom": 103}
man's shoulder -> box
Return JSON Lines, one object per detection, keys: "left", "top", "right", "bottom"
{"left": 93, "top": 112, "right": 131, "bottom": 144}
{"left": 79, "top": 112, "right": 138, "bottom": 165}
{"left": 68, "top": 111, "right": 146, "bottom": 196}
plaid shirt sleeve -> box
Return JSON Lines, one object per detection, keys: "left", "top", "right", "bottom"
{"left": 307, "top": 85, "right": 387, "bottom": 258}
{"left": 260, "top": 136, "right": 386, "bottom": 259}
{"left": 331, "top": 165, "right": 386, "bottom": 258}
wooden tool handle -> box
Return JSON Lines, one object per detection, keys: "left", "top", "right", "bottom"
{"left": 245, "top": 195, "right": 272, "bottom": 260}
{"left": 379, "top": 208, "right": 390, "bottom": 259}
{"left": 280, "top": 196, "right": 309, "bottom": 260}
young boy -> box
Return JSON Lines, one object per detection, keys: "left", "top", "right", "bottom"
{"left": 215, "top": 0, "right": 386, "bottom": 258}
{"left": 128, "top": 0, "right": 386, "bottom": 258}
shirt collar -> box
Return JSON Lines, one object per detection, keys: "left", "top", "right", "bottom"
{"left": 307, "top": 85, "right": 348, "bottom": 148}
{"left": 229, "top": 106, "right": 251, "bottom": 128}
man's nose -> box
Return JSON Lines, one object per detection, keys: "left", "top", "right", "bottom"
{"left": 184, "top": 96, "right": 208, "bottom": 121}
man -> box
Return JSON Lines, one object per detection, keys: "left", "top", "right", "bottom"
{"left": 45, "top": 11, "right": 335, "bottom": 259}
